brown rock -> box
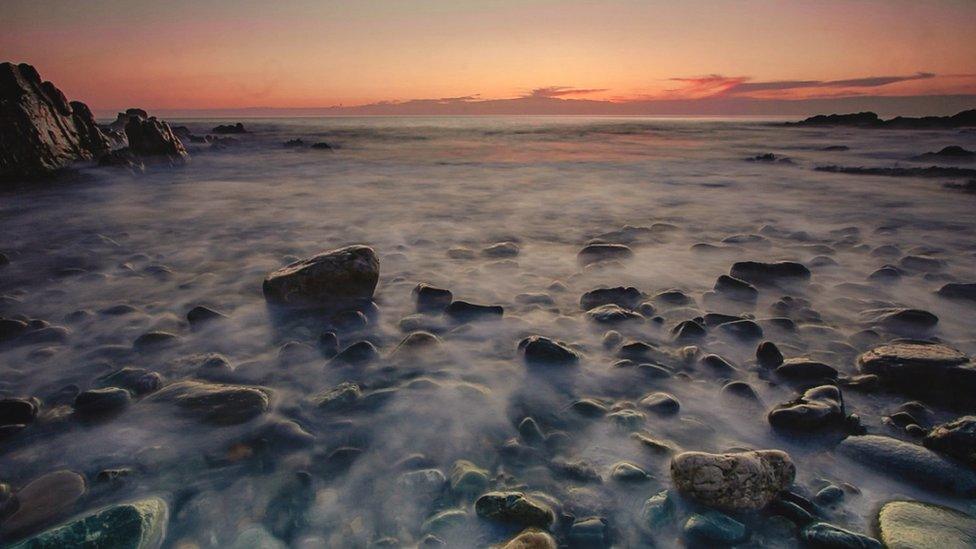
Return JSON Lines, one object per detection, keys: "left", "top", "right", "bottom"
{"left": 670, "top": 449, "right": 795, "bottom": 511}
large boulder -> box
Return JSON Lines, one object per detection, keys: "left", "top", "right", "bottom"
{"left": 877, "top": 500, "right": 976, "bottom": 549}
{"left": 1, "top": 62, "right": 110, "bottom": 180}
{"left": 922, "top": 416, "right": 976, "bottom": 467}
{"left": 670, "top": 449, "right": 795, "bottom": 511}
{"left": 768, "top": 385, "right": 846, "bottom": 432}
{"left": 856, "top": 340, "right": 975, "bottom": 404}
{"left": 123, "top": 115, "right": 187, "bottom": 163}
{"left": 8, "top": 497, "right": 168, "bottom": 549}
{"left": 1, "top": 470, "right": 87, "bottom": 538}
{"left": 149, "top": 381, "right": 271, "bottom": 425}
{"left": 836, "top": 435, "right": 976, "bottom": 496}
{"left": 729, "top": 261, "right": 810, "bottom": 285}
{"left": 474, "top": 491, "right": 554, "bottom": 528}
{"left": 262, "top": 246, "right": 379, "bottom": 307}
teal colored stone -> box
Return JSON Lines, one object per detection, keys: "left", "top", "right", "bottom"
{"left": 10, "top": 497, "right": 168, "bottom": 549}
{"left": 684, "top": 510, "right": 747, "bottom": 545}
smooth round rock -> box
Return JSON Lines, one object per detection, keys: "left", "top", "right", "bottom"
{"left": 8, "top": 497, "right": 168, "bottom": 549}
{"left": 670, "top": 449, "right": 795, "bottom": 511}
{"left": 262, "top": 245, "right": 379, "bottom": 307}
{"left": 1, "top": 470, "right": 86, "bottom": 537}
{"left": 836, "top": 435, "right": 976, "bottom": 496}
{"left": 877, "top": 501, "right": 976, "bottom": 549}
{"left": 475, "top": 492, "right": 554, "bottom": 528}
{"left": 518, "top": 336, "right": 580, "bottom": 365}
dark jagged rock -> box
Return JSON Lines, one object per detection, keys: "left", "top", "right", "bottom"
{"left": 714, "top": 275, "right": 758, "bottom": 302}
{"left": 730, "top": 261, "right": 810, "bottom": 285}
{"left": 756, "top": 341, "right": 784, "bottom": 368}
{"left": 815, "top": 165, "right": 976, "bottom": 178}
{"left": 263, "top": 245, "right": 380, "bottom": 307}
{"left": 475, "top": 491, "right": 554, "bottom": 528}
{"left": 212, "top": 122, "right": 246, "bottom": 134}
{"left": 911, "top": 145, "right": 975, "bottom": 162}
{"left": 124, "top": 115, "right": 188, "bottom": 163}
{"left": 518, "top": 336, "right": 580, "bottom": 365}
{"left": 186, "top": 305, "right": 227, "bottom": 327}
{"left": 311, "top": 142, "right": 332, "bottom": 150}
{"left": 923, "top": 416, "right": 976, "bottom": 467}
{"left": 74, "top": 387, "right": 131, "bottom": 416}
{"left": 788, "top": 109, "right": 976, "bottom": 129}
{"left": 768, "top": 385, "right": 846, "bottom": 432}
{"left": 586, "top": 304, "right": 643, "bottom": 324}
{"left": 1, "top": 62, "right": 111, "bottom": 180}
{"left": 284, "top": 138, "right": 305, "bottom": 148}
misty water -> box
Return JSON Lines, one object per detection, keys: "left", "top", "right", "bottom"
{"left": 2, "top": 116, "right": 975, "bottom": 547}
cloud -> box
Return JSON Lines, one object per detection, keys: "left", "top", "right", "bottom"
{"left": 728, "top": 72, "right": 936, "bottom": 94}
{"left": 524, "top": 86, "right": 609, "bottom": 98}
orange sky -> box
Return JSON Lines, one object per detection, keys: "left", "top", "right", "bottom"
{"left": 2, "top": 0, "right": 975, "bottom": 112}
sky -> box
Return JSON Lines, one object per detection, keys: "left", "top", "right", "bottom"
{"left": 2, "top": 0, "right": 975, "bottom": 115}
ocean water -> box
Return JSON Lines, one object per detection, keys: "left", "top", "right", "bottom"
{"left": 1, "top": 116, "right": 975, "bottom": 546}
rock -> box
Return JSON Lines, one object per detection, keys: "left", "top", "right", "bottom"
{"left": 877, "top": 500, "right": 976, "bottom": 549}
{"left": 0, "top": 63, "right": 110, "bottom": 180}
{"left": 7, "top": 497, "right": 168, "bottom": 549}
{"left": 186, "top": 305, "right": 226, "bottom": 327}
{"left": 568, "top": 517, "right": 609, "bottom": 547}
{"left": 683, "top": 510, "right": 747, "bottom": 545}
{"left": 74, "top": 387, "right": 131, "bottom": 416}
{"left": 331, "top": 341, "right": 380, "bottom": 365}
{"left": 518, "top": 336, "right": 579, "bottom": 365}
{"left": 775, "top": 358, "right": 838, "bottom": 380}
{"left": 1, "top": 470, "right": 86, "bottom": 537}
{"left": 790, "top": 109, "right": 976, "bottom": 129}
{"left": 124, "top": 115, "right": 188, "bottom": 162}
{"left": 97, "top": 367, "right": 162, "bottom": 395}
{"left": 0, "top": 397, "right": 38, "bottom": 426}
{"left": 577, "top": 243, "right": 633, "bottom": 266}
{"left": 639, "top": 490, "right": 675, "bottom": 530}
{"left": 391, "top": 331, "right": 441, "bottom": 356}
{"left": 768, "top": 385, "right": 845, "bottom": 432}
{"left": 639, "top": 392, "right": 680, "bottom": 415}
{"left": 611, "top": 462, "right": 650, "bottom": 482}
{"left": 311, "top": 142, "right": 332, "bottom": 150}
{"left": 670, "top": 449, "right": 795, "bottom": 511}
{"left": 672, "top": 320, "right": 706, "bottom": 341}
{"left": 653, "top": 289, "right": 693, "bottom": 306}
{"left": 580, "top": 287, "right": 642, "bottom": 310}
{"left": 263, "top": 246, "right": 379, "bottom": 307}
{"left": 856, "top": 341, "right": 973, "bottom": 401}
{"left": 865, "top": 308, "right": 939, "bottom": 333}
{"left": 212, "top": 122, "right": 246, "bottom": 134}
{"left": 412, "top": 283, "right": 453, "bottom": 312}
{"left": 421, "top": 509, "right": 467, "bottom": 535}
{"left": 714, "top": 275, "right": 758, "bottom": 302}
{"left": 444, "top": 301, "right": 503, "bottom": 322}
{"left": 283, "top": 138, "right": 305, "bottom": 147}
{"left": 923, "top": 415, "right": 976, "bottom": 467}
{"left": 475, "top": 492, "right": 554, "bottom": 528}
{"left": 729, "top": 261, "right": 810, "bottom": 285}
{"left": 757, "top": 341, "right": 784, "bottom": 368}
{"left": 150, "top": 381, "right": 271, "bottom": 425}
{"left": 500, "top": 529, "right": 557, "bottom": 549}
{"left": 719, "top": 319, "right": 763, "bottom": 341}
{"left": 0, "top": 318, "right": 29, "bottom": 342}
{"left": 836, "top": 435, "right": 976, "bottom": 495}
{"left": 482, "top": 241, "right": 519, "bottom": 257}
{"left": 313, "top": 382, "right": 362, "bottom": 411}
{"left": 449, "top": 460, "right": 489, "bottom": 497}
{"left": 814, "top": 485, "right": 844, "bottom": 506}
{"left": 133, "top": 331, "right": 179, "bottom": 351}
{"left": 800, "top": 522, "right": 881, "bottom": 549}
{"left": 937, "top": 282, "right": 976, "bottom": 302}
{"left": 899, "top": 255, "right": 946, "bottom": 272}
{"left": 585, "top": 304, "right": 643, "bottom": 324}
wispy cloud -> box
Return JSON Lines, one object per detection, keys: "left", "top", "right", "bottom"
{"left": 664, "top": 72, "right": 939, "bottom": 99}
{"left": 524, "top": 86, "right": 609, "bottom": 98}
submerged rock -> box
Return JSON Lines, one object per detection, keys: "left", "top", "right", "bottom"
{"left": 877, "top": 500, "right": 976, "bottom": 549}
{"left": 263, "top": 246, "right": 380, "bottom": 307}
{"left": 670, "top": 449, "right": 795, "bottom": 511}
{"left": 585, "top": 304, "right": 643, "bottom": 324}
{"left": 74, "top": 387, "right": 131, "bottom": 416}
{"left": 412, "top": 283, "right": 453, "bottom": 312}
{"left": 212, "top": 122, "right": 246, "bottom": 134}
{"left": 7, "top": 497, "right": 168, "bottom": 549}
{"left": 150, "top": 381, "right": 271, "bottom": 425}
{"left": 518, "top": 336, "right": 580, "bottom": 365}
{"left": 800, "top": 522, "right": 881, "bottom": 549}
{"left": 683, "top": 510, "right": 747, "bottom": 545}
{"left": 836, "top": 435, "right": 976, "bottom": 496}
{"left": 729, "top": 261, "right": 810, "bottom": 285}
{"left": 714, "top": 275, "right": 758, "bottom": 302}
{"left": 445, "top": 300, "right": 503, "bottom": 322}
{"left": 775, "top": 358, "right": 838, "bottom": 380}
{"left": 124, "top": 115, "right": 188, "bottom": 163}
{"left": 756, "top": 341, "right": 784, "bottom": 368}
{"left": 1, "top": 470, "right": 86, "bottom": 538}
{"left": 857, "top": 340, "right": 973, "bottom": 402}
{"left": 475, "top": 492, "right": 554, "bottom": 528}
{"left": 500, "top": 529, "right": 557, "bottom": 549}
{"left": 580, "top": 286, "right": 642, "bottom": 310}
{"left": 0, "top": 397, "right": 38, "bottom": 426}
{"left": 937, "top": 282, "right": 976, "bottom": 302}
{"left": 577, "top": 243, "right": 633, "bottom": 266}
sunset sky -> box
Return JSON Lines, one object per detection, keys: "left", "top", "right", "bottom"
{"left": 2, "top": 0, "right": 975, "bottom": 115}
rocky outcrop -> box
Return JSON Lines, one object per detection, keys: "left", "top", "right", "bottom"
{"left": 262, "top": 246, "right": 380, "bottom": 307}
{"left": 923, "top": 416, "right": 976, "bottom": 467}
{"left": 1, "top": 62, "right": 110, "bottom": 180}
{"left": 857, "top": 340, "right": 975, "bottom": 404}
{"left": 788, "top": 109, "right": 976, "bottom": 129}
{"left": 670, "top": 449, "right": 795, "bottom": 511}
{"left": 123, "top": 114, "right": 188, "bottom": 164}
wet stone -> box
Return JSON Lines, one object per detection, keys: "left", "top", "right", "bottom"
{"left": 877, "top": 500, "right": 976, "bottom": 549}
{"left": 262, "top": 245, "right": 379, "bottom": 307}
{"left": 568, "top": 517, "right": 609, "bottom": 547}
{"left": 800, "top": 522, "right": 881, "bottom": 549}
{"left": 445, "top": 300, "right": 503, "bottom": 322}
{"left": 186, "top": 305, "right": 226, "bottom": 327}
{"left": 150, "top": 380, "right": 272, "bottom": 425}
{"left": 577, "top": 243, "right": 633, "bottom": 266}
{"left": 730, "top": 261, "right": 811, "bottom": 285}
{"left": 449, "top": 460, "right": 489, "bottom": 497}
{"left": 768, "top": 385, "right": 846, "bottom": 432}
{"left": 8, "top": 497, "right": 168, "bottom": 549}
{"left": 580, "top": 286, "right": 643, "bottom": 310}
{"left": 518, "top": 335, "right": 580, "bottom": 365}
{"left": 639, "top": 392, "right": 680, "bottom": 415}
{"left": 482, "top": 241, "right": 519, "bottom": 258}
{"left": 937, "top": 282, "right": 976, "bottom": 302}
{"left": 714, "top": 275, "right": 758, "bottom": 302}
{"left": 500, "top": 529, "right": 557, "bottom": 549}
{"left": 922, "top": 415, "right": 976, "bottom": 467}
{"left": 413, "top": 283, "right": 453, "bottom": 312}
{"left": 0, "top": 397, "right": 38, "bottom": 426}
{"left": 719, "top": 319, "right": 764, "bottom": 341}
{"left": 1, "top": 470, "right": 87, "bottom": 538}
{"left": 610, "top": 461, "right": 650, "bottom": 482}
{"left": 671, "top": 320, "right": 706, "bottom": 341}
{"left": 475, "top": 491, "right": 555, "bottom": 528}
{"left": 585, "top": 304, "right": 643, "bottom": 324}
{"left": 837, "top": 435, "right": 976, "bottom": 496}
{"left": 97, "top": 367, "right": 162, "bottom": 395}
{"left": 74, "top": 387, "right": 131, "bottom": 416}
{"left": 683, "top": 510, "right": 747, "bottom": 545}
{"left": 775, "top": 358, "right": 838, "bottom": 381}
{"left": 757, "top": 341, "right": 784, "bottom": 368}
{"left": 670, "top": 449, "right": 796, "bottom": 511}
{"left": 331, "top": 340, "right": 380, "bottom": 365}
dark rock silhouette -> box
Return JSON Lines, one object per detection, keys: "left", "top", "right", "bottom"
{"left": 910, "top": 145, "right": 975, "bottom": 162}
{"left": 789, "top": 109, "right": 976, "bottom": 129}
{"left": 212, "top": 122, "right": 246, "bottom": 134}
{"left": 123, "top": 115, "right": 188, "bottom": 164}
{"left": 0, "top": 62, "right": 110, "bottom": 180}
{"left": 815, "top": 165, "right": 976, "bottom": 178}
